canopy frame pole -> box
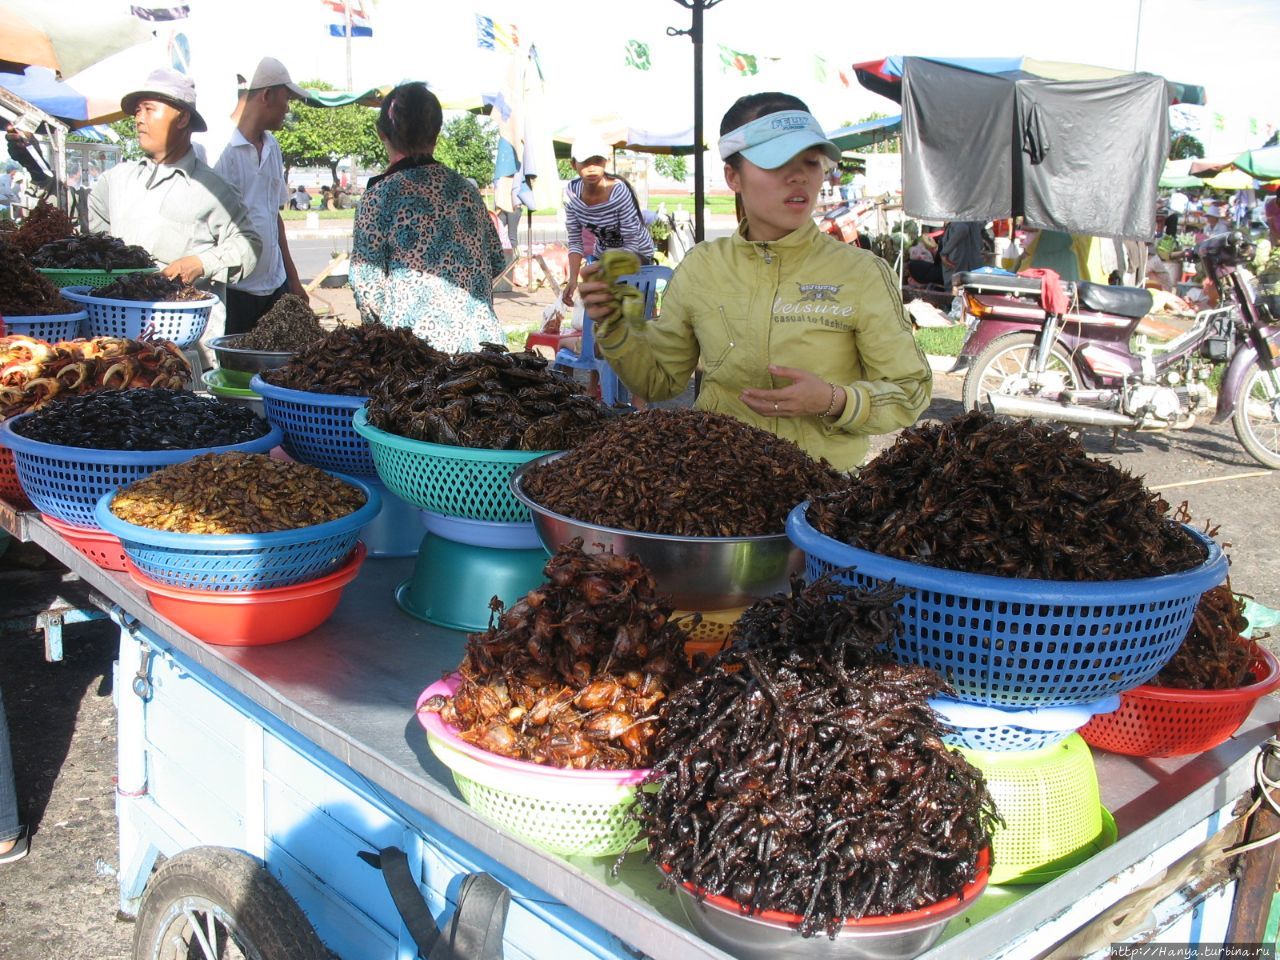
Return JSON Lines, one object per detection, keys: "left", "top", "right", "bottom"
{"left": 669, "top": 0, "right": 725, "bottom": 244}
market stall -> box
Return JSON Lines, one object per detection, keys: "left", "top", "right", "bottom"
{"left": 0, "top": 237, "right": 1277, "bottom": 957}
{"left": 0, "top": 503, "right": 1274, "bottom": 959}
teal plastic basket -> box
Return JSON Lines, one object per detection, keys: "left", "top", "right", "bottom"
{"left": 351, "top": 407, "right": 551, "bottom": 522}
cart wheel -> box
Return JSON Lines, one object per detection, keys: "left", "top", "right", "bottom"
{"left": 132, "top": 846, "right": 331, "bottom": 960}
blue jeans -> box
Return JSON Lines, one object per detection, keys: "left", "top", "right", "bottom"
{"left": 0, "top": 685, "right": 18, "bottom": 843}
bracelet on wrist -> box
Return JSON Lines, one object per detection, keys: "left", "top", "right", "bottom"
{"left": 822, "top": 382, "right": 841, "bottom": 418}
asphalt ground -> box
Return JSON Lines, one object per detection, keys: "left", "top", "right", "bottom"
{"left": 0, "top": 286, "right": 1277, "bottom": 958}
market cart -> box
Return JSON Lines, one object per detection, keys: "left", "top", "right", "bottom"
{"left": 0, "top": 504, "right": 1276, "bottom": 959}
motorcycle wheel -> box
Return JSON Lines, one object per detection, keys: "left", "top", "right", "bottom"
{"left": 1231, "top": 358, "right": 1280, "bottom": 469}
{"left": 962, "top": 332, "right": 1079, "bottom": 414}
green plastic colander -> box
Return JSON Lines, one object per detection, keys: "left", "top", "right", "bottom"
{"left": 961, "top": 734, "right": 1116, "bottom": 885}
{"left": 352, "top": 408, "right": 550, "bottom": 523}
{"left": 425, "top": 731, "right": 647, "bottom": 858}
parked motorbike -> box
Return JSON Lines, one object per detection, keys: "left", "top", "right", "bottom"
{"left": 957, "top": 232, "right": 1280, "bottom": 468}
{"left": 814, "top": 201, "right": 870, "bottom": 247}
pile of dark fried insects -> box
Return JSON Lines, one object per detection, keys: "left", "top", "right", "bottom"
{"left": 627, "top": 576, "right": 999, "bottom": 938}
{"left": 96, "top": 272, "right": 206, "bottom": 302}
{"left": 1154, "top": 583, "right": 1255, "bottom": 689}
{"left": 520, "top": 409, "right": 845, "bottom": 537}
{"left": 29, "top": 233, "right": 155, "bottom": 270}
{"left": 366, "top": 342, "right": 613, "bottom": 451}
{"left": 261, "top": 323, "right": 446, "bottom": 396}
{"left": 238, "top": 294, "right": 325, "bottom": 352}
{"left": 0, "top": 239, "right": 70, "bottom": 316}
{"left": 808, "top": 411, "right": 1206, "bottom": 580}
{"left": 420, "top": 538, "right": 693, "bottom": 769}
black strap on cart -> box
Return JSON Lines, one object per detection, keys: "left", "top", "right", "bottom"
{"left": 359, "top": 846, "right": 510, "bottom": 959}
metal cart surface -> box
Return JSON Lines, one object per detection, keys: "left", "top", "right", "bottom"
{"left": 2, "top": 505, "right": 1277, "bottom": 959}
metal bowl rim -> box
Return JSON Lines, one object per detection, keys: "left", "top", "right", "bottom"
{"left": 207, "top": 334, "right": 295, "bottom": 359}
{"left": 510, "top": 454, "right": 792, "bottom": 545}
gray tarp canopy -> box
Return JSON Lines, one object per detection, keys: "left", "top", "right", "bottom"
{"left": 891, "top": 58, "right": 1170, "bottom": 239}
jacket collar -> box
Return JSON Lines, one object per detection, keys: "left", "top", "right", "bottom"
{"left": 138, "top": 147, "right": 197, "bottom": 187}
{"left": 731, "top": 217, "right": 821, "bottom": 256}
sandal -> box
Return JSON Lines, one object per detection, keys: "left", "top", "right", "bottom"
{"left": 0, "top": 826, "right": 29, "bottom": 864}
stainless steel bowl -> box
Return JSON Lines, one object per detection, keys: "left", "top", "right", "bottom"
{"left": 673, "top": 878, "right": 984, "bottom": 960}
{"left": 510, "top": 454, "right": 801, "bottom": 610}
{"left": 207, "top": 334, "right": 294, "bottom": 382}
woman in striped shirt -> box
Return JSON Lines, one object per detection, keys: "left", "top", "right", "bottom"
{"left": 560, "top": 134, "right": 654, "bottom": 309}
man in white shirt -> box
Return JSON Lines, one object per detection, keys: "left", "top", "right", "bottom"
{"left": 211, "top": 57, "right": 307, "bottom": 334}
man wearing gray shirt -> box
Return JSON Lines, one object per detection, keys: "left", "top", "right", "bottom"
{"left": 89, "top": 69, "right": 261, "bottom": 295}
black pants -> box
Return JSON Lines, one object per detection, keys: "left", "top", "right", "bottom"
{"left": 225, "top": 281, "right": 289, "bottom": 336}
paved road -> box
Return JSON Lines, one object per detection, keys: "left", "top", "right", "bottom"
{"left": 0, "top": 367, "right": 1276, "bottom": 959}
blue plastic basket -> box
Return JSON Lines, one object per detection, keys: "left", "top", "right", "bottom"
{"left": 249, "top": 375, "right": 376, "bottom": 478}
{"left": 930, "top": 695, "right": 1120, "bottom": 751}
{"left": 2, "top": 310, "right": 86, "bottom": 342}
{"left": 0, "top": 416, "right": 283, "bottom": 528}
{"left": 786, "top": 503, "right": 1228, "bottom": 707}
{"left": 94, "top": 475, "right": 380, "bottom": 591}
{"left": 61, "top": 285, "right": 216, "bottom": 347}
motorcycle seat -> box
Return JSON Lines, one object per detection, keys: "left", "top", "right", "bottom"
{"left": 957, "top": 271, "right": 1077, "bottom": 299}
{"left": 1076, "top": 282, "right": 1153, "bottom": 319}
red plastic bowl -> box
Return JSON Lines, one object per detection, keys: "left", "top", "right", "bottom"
{"left": 126, "top": 543, "right": 366, "bottom": 646}
{"left": 42, "top": 514, "right": 129, "bottom": 571}
{"left": 663, "top": 846, "right": 991, "bottom": 929}
{"left": 1080, "top": 645, "right": 1280, "bottom": 757}
{"left": 0, "top": 442, "right": 30, "bottom": 507}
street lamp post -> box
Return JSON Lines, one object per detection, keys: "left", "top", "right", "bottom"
{"left": 669, "top": 0, "right": 725, "bottom": 243}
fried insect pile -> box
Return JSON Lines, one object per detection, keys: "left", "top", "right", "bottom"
{"left": 6, "top": 202, "right": 74, "bottom": 257}
{"left": 419, "top": 540, "right": 693, "bottom": 769}
{"left": 111, "top": 452, "right": 366, "bottom": 534}
{"left": 238, "top": 295, "right": 325, "bottom": 352}
{"left": 520, "top": 409, "right": 845, "bottom": 536}
{"left": 629, "top": 576, "right": 999, "bottom": 938}
{"left": 366, "top": 342, "right": 612, "bottom": 450}
{"left": 0, "top": 335, "right": 191, "bottom": 417}
{"left": 0, "top": 240, "right": 69, "bottom": 316}
{"left": 261, "top": 324, "right": 446, "bottom": 396}
{"left": 11, "top": 388, "right": 268, "bottom": 450}
{"left": 30, "top": 234, "right": 155, "bottom": 270}
{"left": 95, "top": 273, "right": 205, "bottom": 302}
{"left": 808, "top": 411, "right": 1206, "bottom": 580}
{"left": 1154, "top": 583, "right": 1255, "bottom": 689}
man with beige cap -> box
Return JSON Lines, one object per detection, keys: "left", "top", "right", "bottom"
{"left": 209, "top": 58, "right": 309, "bottom": 334}
{"left": 88, "top": 67, "right": 261, "bottom": 296}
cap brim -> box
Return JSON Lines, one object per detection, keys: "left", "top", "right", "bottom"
{"left": 739, "top": 132, "right": 841, "bottom": 170}
{"left": 120, "top": 91, "right": 207, "bottom": 133}
{"left": 283, "top": 81, "right": 309, "bottom": 101}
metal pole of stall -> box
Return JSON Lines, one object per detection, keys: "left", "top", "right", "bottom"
{"left": 669, "top": 0, "right": 725, "bottom": 244}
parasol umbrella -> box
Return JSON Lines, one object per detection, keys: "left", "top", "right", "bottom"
{"left": 552, "top": 115, "right": 698, "bottom": 159}
{"left": 1232, "top": 146, "right": 1280, "bottom": 181}
{"left": 1199, "top": 166, "right": 1256, "bottom": 191}
{"left": 0, "top": 1, "right": 152, "bottom": 77}
{"left": 0, "top": 65, "right": 122, "bottom": 126}
{"left": 827, "top": 115, "right": 901, "bottom": 153}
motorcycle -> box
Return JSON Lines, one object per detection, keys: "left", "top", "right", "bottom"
{"left": 956, "top": 232, "right": 1280, "bottom": 469}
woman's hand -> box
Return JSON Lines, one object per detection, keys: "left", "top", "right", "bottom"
{"left": 561, "top": 283, "right": 576, "bottom": 307}
{"left": 577, "top": 261, "right": 620, "bottom": 323}
{"left": 740, "top": 365, "right": 846, "bottom": 419}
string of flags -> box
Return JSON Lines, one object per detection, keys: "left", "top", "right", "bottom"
{"left": 624, "top": 40, "right": 651, "bottom": 72}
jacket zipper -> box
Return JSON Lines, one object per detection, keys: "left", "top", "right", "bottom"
{"left": 760, "top": 242, "right": 773, "bottom": 264}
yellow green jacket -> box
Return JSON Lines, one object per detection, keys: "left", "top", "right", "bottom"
{"left": 595, "top": 219, "right": 932, "bottom": 471}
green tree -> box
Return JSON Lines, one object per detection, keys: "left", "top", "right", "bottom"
{"left": 557, "top": 158, "right": 576, "bottom": 182}
{"left": 276, "top": 79, "right": 381, "bottom": 187}
{"left": 653, "top": 154, "right": 688, "bottom": 183}
{"left": 98, "top": 118, "right": 142, "bottom": 161}
{"left": 434, "top": 113, "right": 497, "bottom": 184}
{"left": 1169, "top": 132, "right": 1204, "bottom": 160}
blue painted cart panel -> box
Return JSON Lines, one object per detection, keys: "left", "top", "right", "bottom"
{"left": 119, "top": 623, "right": 643, "bottom": 960}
